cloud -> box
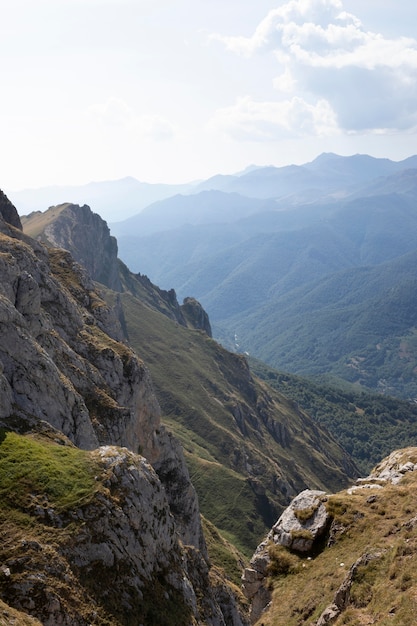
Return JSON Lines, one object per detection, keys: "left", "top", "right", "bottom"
{"left": 209, "top": 95, "right": 338, "bottom": 140}
{"left": 211, "top": 0, "right": 417, "bottom": 137}
{"left": 86, "top": 98, "right": 177, "bottom": 141}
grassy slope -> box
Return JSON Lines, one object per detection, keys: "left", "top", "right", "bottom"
{"left": 251, "top": 359, "right": 417, "bottom": 475}
{"left": 106, "top": 287, "right": 357, "bottom": 556}
{"left": 20, "top": 204, "right": 68, "bottom": 240}
{"left": 259, "top": 449, "right": 417, "bottom": 626}
{"left": 0, "top": 430, "right": 115, "bottom": 625}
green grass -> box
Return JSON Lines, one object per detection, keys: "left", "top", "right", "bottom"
{"left": 0, "top": 430, "right": 98, "bottom": 514}
{"left": 251, "top": 358, "right": 417, "bottom": 474}
{"left": 105, "top": 287, "right": 357, "bottom": 557}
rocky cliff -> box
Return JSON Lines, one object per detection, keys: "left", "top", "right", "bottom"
{"left": 21, "top": 201, "right": 359, "bottom": 560}
{"left": 22, "top": 203, "right": 212, "bottom": 336}
{"left": 0, "top": 194, "right": 247, "bottom": 625}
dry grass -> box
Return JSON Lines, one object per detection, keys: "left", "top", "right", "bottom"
{"left": 21, "top": 204, "right": 68, "bottom": 240}
{"left": 258, "top": 472, "right": 417, "bottom": 625}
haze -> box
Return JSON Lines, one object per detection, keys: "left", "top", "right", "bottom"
{"left": 1, "top": 0, "right": 416, "bottom": 190}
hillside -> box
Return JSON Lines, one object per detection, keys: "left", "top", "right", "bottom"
{"left": 21, "top": 201, "right": 358, "bottom": 559}
{"left": 244, "top": 447, "right": 417, "bottom": 625}
{"left": 6, "top": 184, "right": 417, "bottom": 624}
{"left": 251, "top": 359, "right": 417, "bottom": 475}
{"left": 108, "top": 155, "right": 417, "bottom": 399}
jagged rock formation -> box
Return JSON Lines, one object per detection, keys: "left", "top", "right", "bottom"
{"left": 22, "top": 203, "right": 213, "bottom": 336}
{"left": 22, "top": 203, "right": 122, "bottom": 291}
{"left": 0, "top": 193, "right": 248, "bottom": 625}
{"left": 181, "top": 296, "right": 212, "bottom": 336}
{"left": 0, "top": 189, "right": 22, "bottom": 229}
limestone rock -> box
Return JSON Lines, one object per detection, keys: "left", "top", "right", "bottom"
{"left": 242, "top": 490, "right": 329, "bottom": 623}
{"left": 42, "top": 203, "right": 122, "bottom": 291}
{"left": 0, "top": 442, "right": 247, "bottom": 626}
{"left": 269, "top": 489, "right": 329, "bottom": 552}
{"left": 348, "top": 447, "right": 417, "bottom": 494}
{"left": 0, "top": 189, "right": 22, "bottom": 229}
{"left": 181, "top": 296, "right": 212, "bottom": 336}
{"left": 0, "top": 193, "right": 247, "bottom": 625}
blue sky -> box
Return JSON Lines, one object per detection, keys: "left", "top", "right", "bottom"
{"left": 1, "top": 0, "right": 417, "bottom": 189}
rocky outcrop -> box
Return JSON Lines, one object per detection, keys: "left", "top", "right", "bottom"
{"left": 315, "top": 551, "right": 385, "bottom": 626}
{"left": 23, "top": 203, "right": 216, "bottom": 337}
{"left": 0, "top": 438, "right": 247, "bottom": 625}
{"left": 0, "top": 199, "right": 247, "bottom": 625}
{"left": 244, "top": 449, "right": 417, "bottom": 624}
{"left": 40, "top": 203, "right": 122, "bottom": 291}
{"left": 0, "top": 189, "right": 22, "bottom": 230}
{"left": 242, "top": 490, "right": 330, "bottom": 623}
{"left": 181, "top": 296, "right": 212, "bottom": 336}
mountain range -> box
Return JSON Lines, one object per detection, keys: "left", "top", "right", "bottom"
{"left": 105, "top": 153, "right": 417, "bottom": 400}
{"left": 3, "top": 181, "right": 417, "bottom": 624}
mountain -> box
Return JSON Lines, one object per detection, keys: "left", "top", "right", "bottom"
{"left": 109, "top": 154, "right": 417, "bottom": 399}
{"left": 251, "top": 358, "right": 417, "bottom": 475}
{"left": 110, "top": 190, "right": 275, "bottom": 236}
{"left": 5, "top": 186, "right": 417, "bottom": 624}
{"left": 1, "top": 192, "right": 249, "bottom": 625}
{"left": 192, "top": 152, "right": 417, "bottom": 201}
{"left": 7, "top": 176, "right": 195, "bottom": 223}
{"left": 22, "top": 202, "right": 358, "bottom": 558}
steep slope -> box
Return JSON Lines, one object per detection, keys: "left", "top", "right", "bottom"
{"left": 115, "top": 288, "right": 358, "bottom": 554}
{"left": 228, "top": 249, "right": 417, "bottom": 399}
{"left": 244, "top": 447, "right": 417, "bottom": 626}
{"left": 251, "top": 359, "right": 417, "bottom": 475}
{"left": 22, "top": 202, "right": 359, "bottom": 558}
{"left": 0, "top": 193, "right": 246, "bottom": 625}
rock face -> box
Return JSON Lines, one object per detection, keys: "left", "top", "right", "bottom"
{"left": 42, "top": 203, "right": 122, "bottom": 291}
{"left": 22, "top": 203, "right": 213, "bottom": 335}
{"left": 0, "top": 438, "right": 246, "bottom": 625}
{"left": 181, "top": 296, "right": 212, "bottom": 336}
{"left": 0, "top": 189, "right": 22, "bottom": 230}
{"left": 0, "top": 196, "right": 248, "bottom": 625}
{"left": 242, "top": 490, "right": 330, "bottom": 623}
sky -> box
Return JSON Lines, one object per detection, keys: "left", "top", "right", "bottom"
{"left": 1, "top": 0, "right": 417, "bottom": 190}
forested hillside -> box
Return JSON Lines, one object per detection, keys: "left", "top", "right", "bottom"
{"left": 110, "top": 154, "right": 417, "bottom": 399}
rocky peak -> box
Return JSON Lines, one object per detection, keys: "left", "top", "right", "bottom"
{"left": 24, "top": 203, "right": 122, "bottom": 291}
{"left": 181, "top": 296, "right": 212, "bottom": 336}
{"left": 0, "top": 189, "right": 22, "bottom": 230}
{"left": 22, "top": 203, "right": 214, "bottom": 335}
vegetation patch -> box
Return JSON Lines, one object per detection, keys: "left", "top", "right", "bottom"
{"left": 201, "top": 516, "right": 247, "bottom": 586}
{"left": 267, "top": 543, "right": 301, "bottom": 577}
{"left": 293, "top": 502, "right": 320, "bottom": 522}
{"left": 0, "top": 430, "right": 98, "bottom": 514}
{"left": 252, "top": 358, "right": 417, "bottom": 474}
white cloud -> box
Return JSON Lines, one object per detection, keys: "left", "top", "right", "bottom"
{"left": 211, "top": 0, "right": 417, "bottom": 137}
{"left": 209, "top": 95, "right": 338, "bottom": 140}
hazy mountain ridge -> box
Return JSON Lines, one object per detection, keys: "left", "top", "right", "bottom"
{"left": 107, "top": 153, "right": 417, "bottom": 399}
